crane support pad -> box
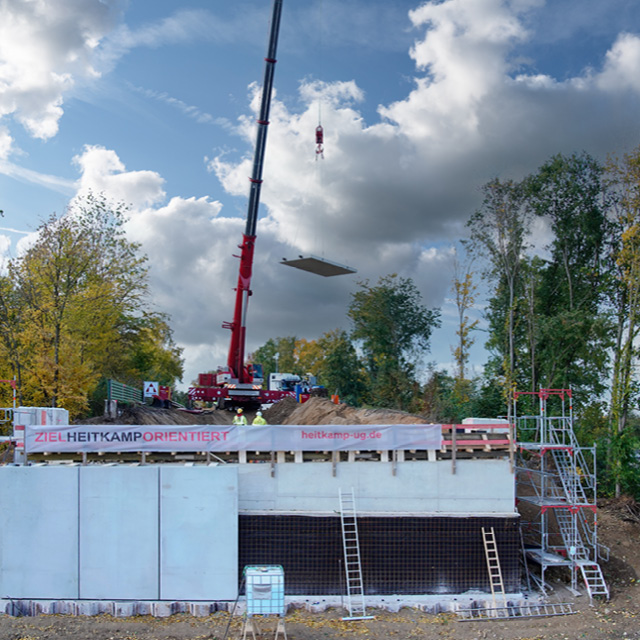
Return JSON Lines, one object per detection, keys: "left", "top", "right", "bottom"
{"left": 281, "top": 255, "right": 356, "bottom": 277}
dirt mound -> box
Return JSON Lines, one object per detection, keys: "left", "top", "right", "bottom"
{"left": 262, "top": 396, "right": 299, "bottom": 424}
{"left": 76, "top": 404, "right": 232, "bottom": 426}
{"left": 273, "top": 397, "right": 426, "bottom": 426}
{"left": 77, "top": 398, "right": 426, "bottom": 428}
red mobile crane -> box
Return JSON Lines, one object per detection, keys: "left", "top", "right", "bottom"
{"left": 188, "top": 0, "right": 312, "bottom": 409}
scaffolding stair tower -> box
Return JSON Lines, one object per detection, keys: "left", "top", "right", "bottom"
{"left": 515, "top": 388, "right": 609, "bottom": 602}
{"left": 338, "top": 488, "right": 373, "bottom": 621}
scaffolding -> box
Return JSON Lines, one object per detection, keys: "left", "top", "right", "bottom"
{"left": 515, "top": 388, "right": 609, "bottom": 601}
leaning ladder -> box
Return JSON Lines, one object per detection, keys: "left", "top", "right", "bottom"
{"left": 481, "top": 527, "right": 507, "bottom": 608}
{"left": 338, "top": 488, "right": 372, "bottom": 620}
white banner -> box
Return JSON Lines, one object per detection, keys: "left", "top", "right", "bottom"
{"left": 24, "top": 424, "right": 442, "bottom": 454}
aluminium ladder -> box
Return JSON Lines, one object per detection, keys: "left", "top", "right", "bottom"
{"left": 578, "top": 561, "right": 609, "bottom": 600}
{"left": 481, "top": 527, "right": 507, "bottom": 609}
{"left": 338, "top": 488, "right": 372, "bottom": 620}
{"left": 458, "top": 601, "right": 576, "bottom": 621}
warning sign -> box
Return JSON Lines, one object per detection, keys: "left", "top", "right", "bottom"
{"left": 143, "top": 381, "right": 159, "bottom": 398}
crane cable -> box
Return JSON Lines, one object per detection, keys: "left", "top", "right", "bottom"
{"left": 315, "top": 0, "right": 324, "bottom": 160}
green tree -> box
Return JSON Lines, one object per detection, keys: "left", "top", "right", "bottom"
{"left": 348, "top": 274, "right": 440, "bottom": 411}
{"left": 467, "top": 178, "right": 531, "bottom": 414}
{"left": 450, "top": 256, "right": 479, "bottom": 409}
{"left": 249, "top": 336, "right": 298, "bottom": 382}
{"left": 604, "top": 147, "right": 640, "bottom": 496}
{"left": 317, "top": 329, "right": 368, "bottom": 406}
{"left": 525, "top": 152, "right": 611, "bottom": 397}
{"left": 0, "top": 276, "right": 27, "bottom": 405}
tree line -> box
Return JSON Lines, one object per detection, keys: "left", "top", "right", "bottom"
{"left": 251, "top": 145, "right": 640, "bottom": 499}
{"left": 4, "top": 146, "right": 640, "bottom": 498}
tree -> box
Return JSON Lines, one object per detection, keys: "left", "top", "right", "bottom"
{"left": 0, "top": 192, "right": 182, "bottom": 417}
{"left": 467, "top": 178, "right": 530, "bottom": 414}
{"left": 249, "top": 336, "right": 298, "bottom": 381}
{"left": 525, "top": 153, "right": 610, "bottom": 397}
{"left": 317, "top": 329, "right": 368, "bottom": 406}
{"left": 0, "top": 275, "right": 27, "bottom": 405}
{"left": 604, "top": 148, "right": 640, "bottom": 496}
{"left": 294, "top": 338, "right": 326, "bottom": 379}
{"left": 348, "top": 274, "right": 440, "bottom": 410}
{"left": 451, "top": 256, "right": 479, "bottom": 382}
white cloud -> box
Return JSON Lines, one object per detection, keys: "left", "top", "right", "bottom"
{"left": 0, "top": 0, "right": 122, "bottom": 147}
{"left": 0, "top": 159, "right": 75, "bottom": 193}
{"left": 0, "top": 127, "right": 13, "bottom": 160}
{"left": 128, "top": 84, "right": 232, "bottom": 128}
{"left": 73, "top": 145, "right": 166, "bottom": 209}
{"left": 597, "top": 33, "right": 640, "bottom": 91}
{"left": 214, "top": 0, "right": 640, "bottom": 257}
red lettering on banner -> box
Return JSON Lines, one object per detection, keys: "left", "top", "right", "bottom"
{"left": 35, "top": 432, "right": 45, "bottom": 443}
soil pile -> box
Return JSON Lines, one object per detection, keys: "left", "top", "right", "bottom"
{"left": 77, "top": 397, "right": 426, "bottom": 428}
{"left": 266, "top": 397, "right": 425, "bottom": 426}
{"left": 76, "top": 404, "right": 232, "bottom": 426}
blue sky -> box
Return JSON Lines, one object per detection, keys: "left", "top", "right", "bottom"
{"left": 2, "top": 0, "right": 640, "bottom": 390}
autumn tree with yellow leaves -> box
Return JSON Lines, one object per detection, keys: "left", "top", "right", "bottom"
{"left": 0, "top": 193, "right": 183, "bottom": 417}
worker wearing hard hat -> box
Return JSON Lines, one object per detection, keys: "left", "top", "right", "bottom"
{"left": 232, "top": 408, "right": 248, "bottom": 425}
{"left": 252, "top": 411, "right": 267, "bottom": 426}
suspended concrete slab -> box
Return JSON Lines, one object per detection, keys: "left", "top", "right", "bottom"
{"left": 281, "top": 255, "right": 357, "bottom": 277}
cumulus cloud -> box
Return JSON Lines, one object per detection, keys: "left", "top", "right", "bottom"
{"left": 597, "top": 32, "right": 640, "bottom": 91}
{"left": 0, "top": 0, "right": 122, "bottom": 150}
{"left": 214, "top": 0, "right": 640, "bottom": 254}
{"left": 73, "top": 145, "right": 166, "bottom": 209}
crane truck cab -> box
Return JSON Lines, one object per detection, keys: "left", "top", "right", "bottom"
{"left": 268, "top": 372, "right": 301, "bottom": 392}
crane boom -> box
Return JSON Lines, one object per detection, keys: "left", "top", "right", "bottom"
{"left": 188, "top": 0, "right": 324, "bottom": 409}
{"left": 226, "top": 0, "right": 283, "bottom": 383}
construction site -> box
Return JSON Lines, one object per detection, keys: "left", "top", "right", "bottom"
{"left": 0, "top": 2, "right": 638, "bottom": 639}
{"left": 1, "top": 393, "right": 640, "bottom": 640}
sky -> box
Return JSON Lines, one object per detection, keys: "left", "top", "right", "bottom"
{"left": 2, "top": 0, "right": 640, "bottom": 391}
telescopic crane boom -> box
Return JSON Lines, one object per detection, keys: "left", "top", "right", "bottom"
{"left": 189, "top": 0, "right": 315, "bottom": 408}
{"left": 224, "top": 0, "right": 283, "bottom": 385}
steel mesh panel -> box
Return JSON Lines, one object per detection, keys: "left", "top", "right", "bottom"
{"left": 239, "top": 515, "right": 519, "bottom": 595}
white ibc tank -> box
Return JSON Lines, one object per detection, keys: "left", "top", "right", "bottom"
{"left": 244, "top": 565, "right": 285, "bottom": 616}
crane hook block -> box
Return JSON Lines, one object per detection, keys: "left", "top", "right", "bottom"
{"left": 315, "top": 125, "right": 324, "bottom": 159}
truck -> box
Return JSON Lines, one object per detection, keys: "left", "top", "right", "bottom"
{"left": 187, "top": 0, "right": 312, "bottom": 410}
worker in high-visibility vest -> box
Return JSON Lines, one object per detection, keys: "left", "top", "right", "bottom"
{"left": 252, "top": 411, "right": 267, "bottom": 426}
{"left": 233, "top": 408, "right": 248, "bottom": 425}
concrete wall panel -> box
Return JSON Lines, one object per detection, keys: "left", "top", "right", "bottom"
{"left": 0, "top": 466, "right": 79, "bottom": 598}
{"left": 160, "top": 466, "right": 238, "bottom": 600}
{"left": 238, "top": 460, "right": 515, "bottom": 514}
{"left": 79, "top": 466, "right": 159, "bottom": 599}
